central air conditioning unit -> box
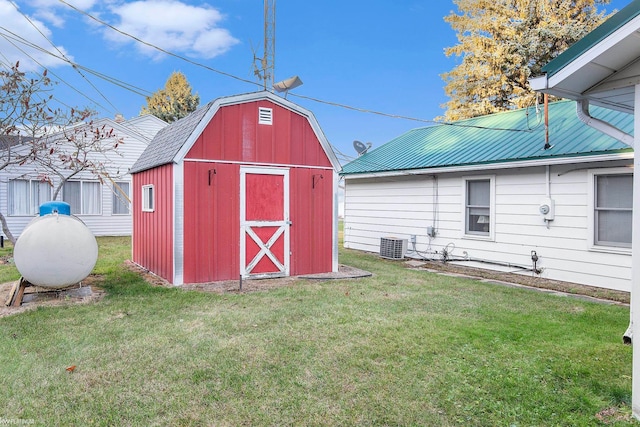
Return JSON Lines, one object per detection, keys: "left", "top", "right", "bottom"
{"left": 380, "top": 237, "right": 408, "bottom": 260}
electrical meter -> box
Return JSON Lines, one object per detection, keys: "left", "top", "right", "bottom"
{"left": 539, "top": 198, "right": 555, "bottom": 221}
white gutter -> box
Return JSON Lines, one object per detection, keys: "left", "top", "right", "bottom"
{"left": 576, "top": 100, "right": 634, "bottom": 147}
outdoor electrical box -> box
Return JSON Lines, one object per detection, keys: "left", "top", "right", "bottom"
{"left": 539, "top": 198, "right": 555, "bottom": 221}
{"left": 427, "top": 226, "right": 436, "bottom": 238}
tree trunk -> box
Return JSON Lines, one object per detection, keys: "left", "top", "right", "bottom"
{"left": 0, "top": 212, "right": 16, "bottom": 245}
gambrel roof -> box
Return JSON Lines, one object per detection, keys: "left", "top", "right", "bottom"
{"left": 341, "top": 100, "right": 633, "bottom": 176}
{"left": 130, "top": 91, "right": 340, "bottom": 174}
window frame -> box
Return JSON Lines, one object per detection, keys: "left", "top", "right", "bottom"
{"left": 112, "top": 181, "right": 131, "bottom": 215}
{"left": 63, "top": 180, "right": 103, "bottom": 216}
{"left": 461, "top": 175, "right": 495, "bottom": 241}
{"left": 588, "top": 168, "right": 632, "bottom": 254}
{"left": 142, "top": 185, "right": 155, "bottom": 212}
{"left": 8, "top": 178, "right": 51, "bottom": 216}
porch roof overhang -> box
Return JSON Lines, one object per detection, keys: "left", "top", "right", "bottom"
{"left": 529, "top": 0, "right": 640, "bottom": 113}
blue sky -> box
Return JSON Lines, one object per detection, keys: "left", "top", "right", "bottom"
{"left": 0, "top": 0, "right": 631, "bottom": 164}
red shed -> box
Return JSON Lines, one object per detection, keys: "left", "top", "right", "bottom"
{"left": 129, "top": 91, "right": 340, "bottom": 285}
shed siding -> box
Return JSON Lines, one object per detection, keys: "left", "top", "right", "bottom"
{"left": 180, "top": 162, "right": 335, "bottom": 282}
{"left": 132, "top": 164, "right": 174, "bottom": 282}
{"left": 176, "top": 98, "right": 335, "bottom": 283}
{"left": 344, "top": 162, "right": 632, "bottom": 292}
{"left": 182, "top": 162, "right": 240, "bottom": 283}
{"left": 185, "top": 101, "right": 333, "bottom": 168}
{"left": 290, "top": 167, "right": 335, "bottom": 275}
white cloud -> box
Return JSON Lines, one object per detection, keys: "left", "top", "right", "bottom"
{"left": 105, "top": 0, "right": 239, "bottom": 60}
{"left": 0, "top": 0, "right": 72, "bottom": 71}
{"left": 27, "top": 0, "right": 98, "bottom": 27}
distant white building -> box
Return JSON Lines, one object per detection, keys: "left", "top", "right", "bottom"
{"left": 0, "top": 114, "right": 167, "bottom": 238}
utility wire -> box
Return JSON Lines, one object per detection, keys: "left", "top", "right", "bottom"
{"left": 0, "top": 32, "right": 88, "bottom": 111}
{"left": 0, "top": 26, "right": 152, "bottom": 99}
{"left": 10, "top": 0, "right": 120, "bottom": 114}
{"left": 291, "top": 92, "right": 540, "bottom": 133}
{"left": 58, "top": 0, "right": 262, "bottom": 89}
{"left": 0, "top": 27, "right": 108, "bottom": 111}
{"left": 1, "top": 9, "right": 543, "bottom": 178}
{"left": 57, "top": 0, "right": 544, "bottom": 135}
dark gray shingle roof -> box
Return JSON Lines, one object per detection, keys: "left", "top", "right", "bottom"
{"left": 130, "top": 101, "right": 213, "bottom": 174}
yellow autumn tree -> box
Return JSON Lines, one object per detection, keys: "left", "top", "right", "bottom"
{"left": 141, "top": 71, "right": 200, "bottom": 123}
{"left": 441, "top": 0, "right": 612, "bottom": 121}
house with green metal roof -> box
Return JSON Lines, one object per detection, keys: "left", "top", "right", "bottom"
{"left": 341, "top": 100, "right": 634, "bottom": 292}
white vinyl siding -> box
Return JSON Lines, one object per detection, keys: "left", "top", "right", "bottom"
{"left": 344, "top": 162, "right": 632, "bottom": 292}
{"left": 0, "top": 116, "right": 166, "bottom": 238}
{"left": 8, "top": 179, "right": 50, "bottom": 216}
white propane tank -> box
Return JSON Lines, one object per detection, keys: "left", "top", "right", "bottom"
{"left": 14, "top": 203, "right": 98, "bottom": 288}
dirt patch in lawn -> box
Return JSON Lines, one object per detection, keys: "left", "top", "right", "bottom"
{"left": 2, "top": 258, "right": 626, "bottom": 319}
{"left": 0, "top": 276, "right": 105, "bottom": 318}
{"left": 412, "top": 260, "right": 630, "bottom": 305}
{"left": 124, "top": 260, "right": 370, "bottom": 294}
{"left": 125, "top": 258, "right": 628, "bottom": 305}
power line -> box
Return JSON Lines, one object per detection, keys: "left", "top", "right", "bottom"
{"left": 10, "top": 0, "right": 119, "bottom": 114}
{"left": 58, "top": 0, "right": 262, "bottom": 89}
{"left": 0, "top": 25, "right": 152, "bottom": 100}
{"left": 291, "top": 93, "right": 540, "bottom": 133}
{"left": 0, "top": 33, "right": 97, "bottom": 112}
{"left": 56, "top": 0, "right": 545, "bottom": 135}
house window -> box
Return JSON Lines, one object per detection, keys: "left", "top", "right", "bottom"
{"left": 594, "top": 173, "right": 632, "bottom": 248}
{"left": 142, "top": 185, "right": 154, "bottom": 212}
{"left": 464, "top": 177, "right": 493, "bottom": 237}
{"left": 112, "top": 181, "right": 130, "bottom": 215}
{"left": 63, "top": 181, "right": 102, "bottom": 215}
{"left": 8, "top": 179, "right": 51, "bottom": 216}
{"left": 258, "top": 107, "right": 273, "bottom": 125}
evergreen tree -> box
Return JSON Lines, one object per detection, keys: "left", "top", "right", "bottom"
{"left": 141, "top": 71, "right": 200, "bottom": 123}
{"left": 441, "top": 0, "right": 611, "bottom": 121}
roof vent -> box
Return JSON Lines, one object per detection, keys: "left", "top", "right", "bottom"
{"left": 258, "top": 107, "right": 273, "bottom": 125}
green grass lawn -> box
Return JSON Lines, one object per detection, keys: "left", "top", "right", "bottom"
{"left": 0, "top": 236, "right": 636, "bottom": 426}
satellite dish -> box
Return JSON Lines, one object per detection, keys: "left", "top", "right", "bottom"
{"left": 353, "top": 140, "right": 372, "bottom": 156}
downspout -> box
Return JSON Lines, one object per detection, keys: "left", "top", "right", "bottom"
{"left": 544, "top": 94, "right": 551, "bottom": 149}
{"left": 631, "top": 83, "right": 640, "bottom": 417}
{"left": 575, "top": 99, "right": 634, "bottom": 344}
{"left": 576, "top": 100, "right": 634, "bottom": 146}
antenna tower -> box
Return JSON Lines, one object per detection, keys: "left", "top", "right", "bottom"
{"left": 253, "top": 0, "right": 275, "bottom": 90}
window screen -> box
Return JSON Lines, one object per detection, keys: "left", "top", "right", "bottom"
{"left": 466, "top": 179, "right": 490, "bottom": 235}
{"left": 595, "top": 174, "right": 632, "bottom": 248}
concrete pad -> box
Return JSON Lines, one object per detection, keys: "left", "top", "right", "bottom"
{"left": 298, "top": 264, "right": 372, "bottom": 280}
